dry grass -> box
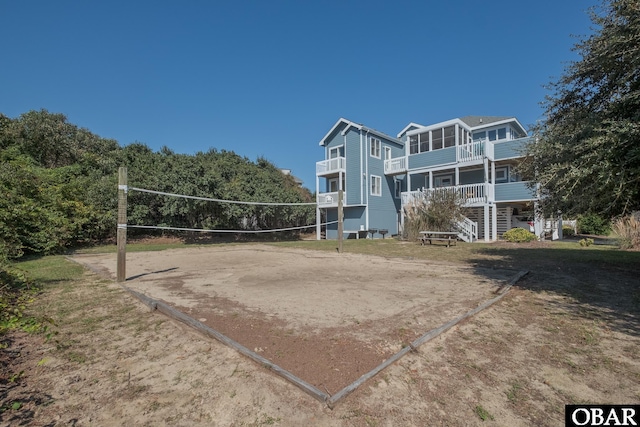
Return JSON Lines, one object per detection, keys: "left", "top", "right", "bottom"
{"left": 613, "top": 213, "right": 640, "bottom": 249}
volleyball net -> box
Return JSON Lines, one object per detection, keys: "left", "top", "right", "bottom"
{"left": 121, "top": 186, "right": 332, "bottom": 236}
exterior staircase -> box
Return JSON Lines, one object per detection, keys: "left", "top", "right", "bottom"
{"left": 455, "top": 215, "right": 478, "bottom": 242}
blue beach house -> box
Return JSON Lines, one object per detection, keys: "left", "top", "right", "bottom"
{"left": 315, "top": 116, "right": 543, "bottom": 241}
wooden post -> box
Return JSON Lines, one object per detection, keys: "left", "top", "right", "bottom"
{"left": 117, "top": 167, "right": 128, "bottom": 282}
{"left": 338, "top": 190, "right": 344, "bottom": 253}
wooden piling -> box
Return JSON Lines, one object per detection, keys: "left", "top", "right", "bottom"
{"left": 117, "top": 167, "right": 127, "bottom": 282}
{"left": 338, "top": 190, "right": 344, "bottom": 253}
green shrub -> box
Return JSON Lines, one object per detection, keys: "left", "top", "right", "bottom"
{"left": 503, "top": 227, "right": 536, "bottom": 243}
{"left": 562, "top": 225, "right": 575, "bottom": 237}
{"left": 577, "top": 213, "right": 610, "bottom": 235}
{"left": 0, "top": 260, "right": 53, "bottom": 337}
{"left": 579, "top": 238, "right": 594, "bottom": 247}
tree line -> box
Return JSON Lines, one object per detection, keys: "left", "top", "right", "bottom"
{"left": 520, "top": 0, "right": 639, "bottom": 219}
{"left": 0, "top": 109, "right": 314, "bottom": 260}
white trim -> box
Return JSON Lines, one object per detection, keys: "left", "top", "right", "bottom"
{"left": 470, "top": 118, "right": 527, "bottom": 136}
{"left": 397, "top": 122, "right": 424, "bottom": 139}
{"left": 360, "top": 131, "right": 364, "bottom": 206}
{"left": 365, "top": 131, "right": 369, "bottom": 230}
{"left": 341, "top": 122, "right": 362, "bottom": 136}
{"left": 320, "top": 117, "right": 405, "bottom": 147}
{"left": 406, "top": 118, "right": 471, "bottom": 136}
{"left": 319, "top": 118, "right": 353, "bottom": 146}
{"left": 406, "top": 162, "right": 458, "bottom": 175}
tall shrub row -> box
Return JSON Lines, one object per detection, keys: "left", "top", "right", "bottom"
{"left": 0, "top": 110, "right": 314, "bottom": 260}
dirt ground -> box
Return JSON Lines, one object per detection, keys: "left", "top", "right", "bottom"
{"left": 1, "top": 242, "right": 639, "bottom": 426}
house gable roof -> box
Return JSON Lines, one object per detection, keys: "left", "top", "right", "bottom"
{"left": 396, "top": 122, "right": 423, "bottom": 139}
{"left": 319, "top": 118, "right": 404, "bottom": 147}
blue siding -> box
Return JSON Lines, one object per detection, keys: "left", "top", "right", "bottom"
{"left": 493, "top": 137, "right": 531, "bottom": 160}
{"left": 408, "top": 146, "right": 456, "bottom": 169}
{"left": 323, "top": 124, "right": 346, "bottom": 151}
{"left": 494, "top": 181, "right": 536, "bottom": 201}
{"left": 345, "top": 129, "right": 362, "bottom": 205}
{"left": 325, "top": 207, "right": 367, "bottom": 239}
{"left": 361, "top": 135, "right": 403, "bottom": 236}
{"left": 344, "top": 207, "right": 366, "bottom": 233}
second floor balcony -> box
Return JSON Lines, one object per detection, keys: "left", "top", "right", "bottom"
{"left": 316, "top": 157, "right": 345, "bottom": 176}
{"left": 401, "top": 183, "right": 489, "bottom": 207}
{"left": 317, "top": 191, "right": 345, "bottom": 208}
{"left": 384, "top": 157, "right": 407, "bottom": 175}
{"left": 401, "top": 181, "right": 538, "bottom": 207}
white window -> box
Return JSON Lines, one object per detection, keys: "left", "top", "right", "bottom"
{"left": 473, "top": 131, "right": 486, "bottom": 142}
{"left": 409, "top": 135, "right": 419, "bottom": 154}
{"left": 489, "top": 128, "right": 507, "bottom": 142}
{"left": 394, "top": 179, "right": 402, "bottom": 198}
{"left": 371, "top": 175, "right": 382, "bottom": 196}
{"left": 370, "top": 138, "right": 381, "bottom": 158}
{"left": 384, "top": 146, "right": 392, "bottom": 160}
{"left": 329, "top": 145, "right": 344, "bottom": 159}
{"left": 432, "top": 129, "right": 443, "bottom": 150}
{"left": 419, "top": 132, "right": 429, "bottom": 152}
{"left": 495, "top": 166, "right": 509, "bottom": 183}
{"left": 443, "top": 126, "right": 456, "bottom": 148}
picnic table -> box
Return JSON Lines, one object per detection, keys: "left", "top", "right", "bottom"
{"left": 419, "top": 231, "right": 458, "bottom": 247}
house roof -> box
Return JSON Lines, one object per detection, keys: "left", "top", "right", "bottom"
{"left": 319, "top": 118, "right": 404, "bottom": 147}
{"left": 460, "top": 116, "right": 528, "bottom": 136}
{"left": 459, "top": 116, "right": 511, "bottom": 127}
{"left": 396, "top": 122, "right": 423, "bottom": 139}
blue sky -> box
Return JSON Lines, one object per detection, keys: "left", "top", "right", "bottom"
{"left": 1, "top": 1, "right": 595, "bottom": 190}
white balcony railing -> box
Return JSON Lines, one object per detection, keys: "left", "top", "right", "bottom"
{"left": 384, "top": 157, "right": 407, "bottom": 174}
{"left": 457, "top": 141, "right": 485, "bottom": 163}
{"left": 316, "top": 157, "right": 346, "bottom": 175}
{"left": 401, "top": 183, "right": 489, "bottom": 207}
{"left": 317, "top": 191, "right": 344, "bottom": 207}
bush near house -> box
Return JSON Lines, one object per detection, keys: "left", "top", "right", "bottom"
{"left": 577, "top": 213, "right": 611, "bottom": 235}
{"left": 503, "top": 227, "right": 536, "bottom": 243}
{"left": 402, "top": 189, "right": 464, "bottom": 241}
{"left": 562, "top": 225, "right": 575, "bottom": 237}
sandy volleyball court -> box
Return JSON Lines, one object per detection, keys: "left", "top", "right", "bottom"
{"left": 73, "top": 244, "right": 521, "bottom": 394}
